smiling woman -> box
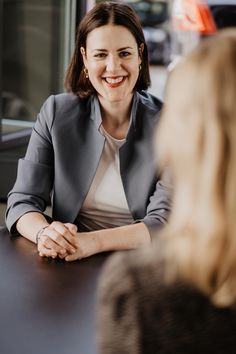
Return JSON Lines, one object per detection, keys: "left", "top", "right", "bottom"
{"left": 5, "top": 1, "right": 171, "bottom": 261}
{"left": 82, "top": 25, "right": 141, "bottom": 99}
{"left": 80, "top": 24, "right": 142, "bottom": 136}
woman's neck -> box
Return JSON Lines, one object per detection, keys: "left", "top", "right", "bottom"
{"left": 99, "top": 95, "right": 133, "bottom": 139}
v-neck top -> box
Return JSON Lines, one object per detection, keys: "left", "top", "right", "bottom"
{"left": 76, "top": 121, "right": 133, "bottom": 232}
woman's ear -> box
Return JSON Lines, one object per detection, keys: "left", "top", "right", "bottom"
{"left": 139, "top": 43, "right": 144, "bottom": 64}
{"left": 80, "top": 47, "right": 87, "bottom": 65}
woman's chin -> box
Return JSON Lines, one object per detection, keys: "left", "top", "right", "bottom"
{"left": 101, "top": 91, "right": 132, "bottom": 103}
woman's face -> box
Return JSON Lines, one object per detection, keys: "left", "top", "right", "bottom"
{"left": 81, "top": 24, "right": 142, "bottom": 104}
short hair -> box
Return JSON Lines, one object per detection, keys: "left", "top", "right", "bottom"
{"left": 64, "top": 1, "right": 151, "bottom": 97}
{"left": 156, "top": 29, "right": 236, "bottom": 307}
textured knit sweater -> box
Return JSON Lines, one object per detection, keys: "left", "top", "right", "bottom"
{"left": 97, "top": 240, "right": 236, "bottom": 354}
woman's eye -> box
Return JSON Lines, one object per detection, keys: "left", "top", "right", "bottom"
{"left": 94, "top": 53, "right": 106, "bottom": 58}
{"left": 119, "top": 51, "right": 131, "bottom": 58}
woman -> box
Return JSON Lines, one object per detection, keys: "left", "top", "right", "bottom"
{"left": 5, "top": 2, "right": 170, "bottom": 261}
{"left": 97, "top": 30, "right": 236, "bottom": 353}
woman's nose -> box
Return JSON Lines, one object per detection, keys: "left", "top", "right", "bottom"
{"left": 106, "top": 55, "right": 121, "bottom": 72}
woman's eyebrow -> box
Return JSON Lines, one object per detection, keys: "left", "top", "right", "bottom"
{"left": 91, "top": 46, "right": 134, "bottom": 52}
{"left": 117, "top": 47, "right": 133, "bottom": 51}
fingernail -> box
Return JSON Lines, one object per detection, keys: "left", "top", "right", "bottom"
{"left": 70, "top": 248, "right": 76, "bottom": 254}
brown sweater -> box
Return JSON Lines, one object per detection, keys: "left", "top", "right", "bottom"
{"left": 97, "top": 242, "right": 236, "bottom": 354}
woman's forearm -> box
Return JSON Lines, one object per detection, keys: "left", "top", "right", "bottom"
{"left": 90, "top": 222, "right": 151, "bottom": 253}
{"left": 16, "top": 212, "right": 50, "bottom": 244}
{"left": 96, "top": 222, "right": 151, "bottom": 252}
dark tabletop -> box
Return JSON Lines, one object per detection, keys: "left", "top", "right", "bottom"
{"left": 0, "top": 226, "right": 110, "bottom": 354}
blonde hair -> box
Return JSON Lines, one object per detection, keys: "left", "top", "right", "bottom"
{"left": 156, "top": 29, "right": 236, "bottom": 307}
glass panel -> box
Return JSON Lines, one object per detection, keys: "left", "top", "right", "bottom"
{"left": 1, "top": 0, "right": 67, "bottom": 129}
{"left": 0, "top": 0, "right": 80, "bottom": 200}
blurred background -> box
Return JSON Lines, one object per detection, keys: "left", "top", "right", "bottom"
{"left": 0, "top": 0, "right": 236, "bottom": 224}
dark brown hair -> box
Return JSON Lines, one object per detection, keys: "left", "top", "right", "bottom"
{"left": 64, "top": 1, "right": 151, "bottom": 97}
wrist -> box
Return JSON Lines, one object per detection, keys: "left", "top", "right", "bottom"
{"left": 85, "top": 231, "right": 103, "bottom": 255}
{"left": 94, "top": 229, "right": 110, "bottom": 252}
{"left": 36, "top": 225, "right": 49, "bottom": 244}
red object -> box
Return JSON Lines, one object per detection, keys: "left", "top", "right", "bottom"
{"left": 173, "top": 0, "right": 217, "bottom": 34}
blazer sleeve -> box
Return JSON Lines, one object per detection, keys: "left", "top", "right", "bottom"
{"left": 139, "top": 170, "right": 172, "bottom": 238}
{"left": 96, "top": 251, "right": 141, "bottom": 354}
{"left": 5, "top": 95, "right": 55, "bottom": 233}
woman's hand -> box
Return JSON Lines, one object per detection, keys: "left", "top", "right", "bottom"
{"left": 37, "top": 221, "right": 78, "bottom": 258}
{"left": 64, "top": 232, "right": 101, "bottom": 262}
{"left": 37, "top": 222, "right": 150, "bottom": 261}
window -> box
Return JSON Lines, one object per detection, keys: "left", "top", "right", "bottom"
{"left": 0, "top": 0, "right": 85, "bottom": 199}
{"left": 0, "top": 0, "right": 78, "bottom": 146}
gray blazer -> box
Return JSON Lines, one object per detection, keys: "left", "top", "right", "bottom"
{"left": 6, "top": 91, "right": 171, "bottom": 234}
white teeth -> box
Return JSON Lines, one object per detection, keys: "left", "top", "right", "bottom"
{"left": 105, "top": 77, "right": 123, "bottom": 84}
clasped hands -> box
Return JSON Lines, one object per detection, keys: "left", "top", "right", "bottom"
{"left": 37, "top": 221, "right": 99, "bottom": 262}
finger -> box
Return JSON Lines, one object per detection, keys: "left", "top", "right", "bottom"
{"left": 38, "top": 236, "right": 58, "bottom": 257}
{"left": 65, "top": 253, "right": 82, "bottom": 262}
{"left": 58, "top": 253, "right": 68, "bottom": 259}
{"left": 64, "top": 223, "right": 78, "bottom": 235}
{"left": 39, "top": 234, "right": 68, "bottom": 256}
{"left": 38, "top": 245, "right": 57, "bottom": 258}
{"left": 44, "top": 227, "right": 77, "bottom": 254}
{"left": 49, "top": 222, "right": 77, "bottom": 248}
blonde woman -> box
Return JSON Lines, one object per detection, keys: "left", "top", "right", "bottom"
{"left": 97, "top": 30, "right": 236, "bottom": 354}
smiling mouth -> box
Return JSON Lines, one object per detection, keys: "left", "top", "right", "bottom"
{"left": 102, "top": 76, "right": 126, "bottom": 87}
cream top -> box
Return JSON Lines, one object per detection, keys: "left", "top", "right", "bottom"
{"left": 76, "top": 125, "right": 134, "bottom": 231}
